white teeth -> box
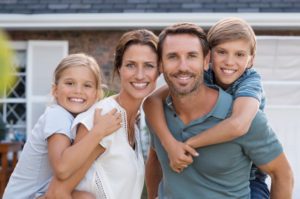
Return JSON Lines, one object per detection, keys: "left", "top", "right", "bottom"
{"left": 132, "top": 82, "right": 148, "bottom": 89}
{"left": 222, "top": 69, "right": 235, "bottom": 74}
{"left": 70, "top": 98, "right": 84, "bottom": 103}
{"left": 178, "top": 75, "right": 190, "bottom": 80}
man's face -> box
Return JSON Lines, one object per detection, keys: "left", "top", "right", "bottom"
{"left": 160, "top": 33, "right": 209, "bottom": 97}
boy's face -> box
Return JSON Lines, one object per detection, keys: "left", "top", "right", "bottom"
{"left": 211, "top": 39, "right": 254, "bottom": 89}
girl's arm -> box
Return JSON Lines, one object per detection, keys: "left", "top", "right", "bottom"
{"left": 186, "top": 96, "right": 259, "bottom": 148}
{"left": 45, "top": 124, "right": 105, "bottom": 198}
{"left": 144, "top": 85, "right": 198, "bottom": 173}
{"left": 47, "top": 108, "right": 121, "bottom": 180}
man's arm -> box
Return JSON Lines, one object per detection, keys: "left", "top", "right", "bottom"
{"left": 146, "top": 147, "right": 162, "bottom": 199}
{"left": 258, "top": 153, "right": 294, "bottom": 199}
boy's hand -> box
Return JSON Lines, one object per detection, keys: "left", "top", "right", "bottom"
{"left": 166, "top": 139, "right": 199, "bottom": 173}
{"left": 92, "top": 108, "right": 122, "bottom": 138}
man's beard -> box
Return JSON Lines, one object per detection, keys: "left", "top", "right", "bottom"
{"left": 163, "top": 71, "right": 203, "bottom": 97}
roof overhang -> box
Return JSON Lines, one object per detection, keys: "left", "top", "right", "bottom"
{"left": 1, "top": 13, "right": 300, "bottom": 30}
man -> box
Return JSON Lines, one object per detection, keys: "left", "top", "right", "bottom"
{"left": 145, "top": 23, "right": 293, "bottom": 199}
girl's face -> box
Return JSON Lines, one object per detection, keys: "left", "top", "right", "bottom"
{"left": 211, "top": 39, "right": 254, "bottom": 89}
{"left": 119, "top": 44, "right": 159, "bottom": 101}
{"left": 53, "top": 66, "right": 98, "bottom": 116}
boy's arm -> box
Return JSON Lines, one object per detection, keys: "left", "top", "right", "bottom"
{"left": 186, "top": 97, "right": 259, "bottom": 148}
{"left": 144, "top": 86, "right": 198, "bottom": 173}
{"left": 47, "top": 108, "right": 121, "bottom": 180}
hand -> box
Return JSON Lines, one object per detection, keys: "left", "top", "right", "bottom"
{"left": 92, "top": 108, "right": 122, "bottom": 138}
{"left": 44, "top": 178, "right": 72, "bottom": 199}
{"left": 165, "top": 139, "right": 199, "bottom": 173}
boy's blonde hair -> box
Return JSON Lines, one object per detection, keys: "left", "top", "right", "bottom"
{"left": 207, "top": 17, "right": 256, "bottom": 56}
{"left": 53, "top": 53, "right": 104, "bottom": 100}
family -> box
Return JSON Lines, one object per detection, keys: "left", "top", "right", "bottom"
{"left": 3, "top": 17, "right": 294, "bottom": 199}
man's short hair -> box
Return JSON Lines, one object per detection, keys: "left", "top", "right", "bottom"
{"left": 158, "top": 23, "right": 210, "bottom": 62}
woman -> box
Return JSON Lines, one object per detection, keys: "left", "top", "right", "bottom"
{"left": 46, "top": 29, "right": 159, "bottom": 199}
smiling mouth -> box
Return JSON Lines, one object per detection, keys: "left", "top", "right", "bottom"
{"left": 69, "top": 97, "right": 85, "bottom": 103}
{"left": 131, "top": 82, "right": 149, "bottom": 89}
{"left": 221, "top": 68, "right": 236, "bottom": 75}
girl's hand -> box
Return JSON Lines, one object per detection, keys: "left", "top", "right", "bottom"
{"left": 92, "top": 108, "right": 122, "bottom": 138}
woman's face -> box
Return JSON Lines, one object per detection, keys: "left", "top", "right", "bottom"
{"left": 119, "top": 44, "right": 159, "bottom": 101}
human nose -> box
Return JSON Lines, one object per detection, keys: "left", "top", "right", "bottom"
{"left": 74, "top": 84, "right": 83, "bottom": 93}
{"left": 225, "top": 54, "right": 235, "bottom": 66}
{"left": 178, "top": 58, "right": 188, "bottom": 70}
{"left": 135, "top": 66, "right": 145, "bottom": 79}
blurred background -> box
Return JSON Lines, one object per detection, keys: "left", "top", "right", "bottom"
{"left": 1, "top": 0, "right": 300, "bottom": 198}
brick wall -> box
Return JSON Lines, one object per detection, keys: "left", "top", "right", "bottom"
{"left": 7, "top": 29, "right": 300, "bottom": 91}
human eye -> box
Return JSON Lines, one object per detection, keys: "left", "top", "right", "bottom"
{"left": 64, "top": 81, "right": 74, "bottom": 86}
{"left": 236, "top": 52, "right": 246, "bottom": 57}
{"left": 216, "top": 49, "right": 226, "bottom": 55}
{"left": 145, "top": 63, "right": 156, "bottom": 69}
{"left": 84, "top": 83, "right": 93, "bottom": 88}
{"left": 125, "top": 63, "right": 135, "bottom": 68}
{"left": 167, "top": 53, "right": 177, "bottom": 60}
{"left": 188, "top": 53, "right": 198, "bottom": 59}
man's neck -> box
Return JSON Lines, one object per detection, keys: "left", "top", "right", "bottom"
{"left": 171, "top": 86, "right": 218, "bottom": 125}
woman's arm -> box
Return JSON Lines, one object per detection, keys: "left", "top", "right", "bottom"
{"left": 144, "top": 86, "right": 198, "bottom": 173}
{"left": 186, "top": 97, "right": 259, "bottom": 148}
{"left": 47, "top": 108, "right": 121, "bottom": 180}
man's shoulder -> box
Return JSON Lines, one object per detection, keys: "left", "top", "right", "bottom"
{"left": 248, "top": 110, "right": 269, "bottom": 132}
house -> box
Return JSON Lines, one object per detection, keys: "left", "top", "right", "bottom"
{"left": 0, "top": 0, "right": 300, "bottom": 197}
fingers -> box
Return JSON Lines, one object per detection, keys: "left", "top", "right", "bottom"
{"left": 184, "top": 144, "right": 199, "bottom": 157}
{"left": 94, "top": 108, "right": 103, "bottom": 117}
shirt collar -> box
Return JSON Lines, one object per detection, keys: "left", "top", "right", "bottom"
{"left": 165, "top": 87, "right": 232, "bottom": 120}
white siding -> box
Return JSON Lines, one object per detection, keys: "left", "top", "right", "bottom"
{"left": 26, "top": 41, "right": 68, "bottom": 137}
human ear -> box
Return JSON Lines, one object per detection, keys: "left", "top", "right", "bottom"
{"left": 51, "top": 84, "right": 57, "bottom": 97}
{"left": 204, "top": 52, "right": 211, "bottom": 71}
{"left": 247, "top": 54, "right": 255, "bottom": 68}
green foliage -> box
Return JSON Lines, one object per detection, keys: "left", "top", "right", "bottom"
{"left": 0, "top": 30, "right": 15, "bottom": 97}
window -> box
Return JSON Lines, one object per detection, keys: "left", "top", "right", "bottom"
{"left": 0, "top": 41, "right": 68, "bottom": 140}
{"left": 0, "top": 42, "right": 27, "bottom": 139}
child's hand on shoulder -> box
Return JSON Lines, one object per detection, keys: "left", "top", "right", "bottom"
{"left": 92, "top": 108, "right": 122, "bottom": 138}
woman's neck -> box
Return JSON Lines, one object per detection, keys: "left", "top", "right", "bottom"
{"left": 115, "top": 92, "right": 142, "bottom": 147}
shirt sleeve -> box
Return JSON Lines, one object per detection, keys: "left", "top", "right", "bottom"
{"left": 239, "top": 111, "right": 283, "bottom": 166}
{"left": 71, "top": 99, "right": 116, "bottom": 149}
{"left": 43, "top": 106, "right": 74, "bottom": 141}
{"left": 232, "top": 69, "right": 264, "bottom": 103}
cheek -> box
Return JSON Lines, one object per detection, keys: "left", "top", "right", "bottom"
{"left": 148, "top": 70, "right": 159, "bottom": 82}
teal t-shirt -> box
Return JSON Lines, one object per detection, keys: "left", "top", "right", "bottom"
{"left": 149, "top": 88, "right": 283, "bottom": 199}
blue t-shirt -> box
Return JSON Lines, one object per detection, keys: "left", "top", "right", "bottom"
{"left": 204, "top": 67, "right": 265, "bottom": 110}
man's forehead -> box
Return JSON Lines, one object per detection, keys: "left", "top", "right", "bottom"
{"left": 163, "top": 34, "right": 202, "bottom": 53}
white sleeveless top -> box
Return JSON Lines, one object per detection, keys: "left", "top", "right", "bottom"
{"left": 72, "top": 96, "right": 145, "bottom": 199}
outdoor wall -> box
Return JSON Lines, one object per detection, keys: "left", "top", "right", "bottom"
{"left": 7, "top": 30, "right": 128, "bottom": 91}
{"left": 7, "top": 28, "right": 300, "bottom": 91}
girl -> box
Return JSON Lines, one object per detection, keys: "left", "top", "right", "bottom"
{"left": 3, "top": 53, "right": 121, "bottom": 199}
{"left": 46, "top": 29, "right": 159, "bottom": 199}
